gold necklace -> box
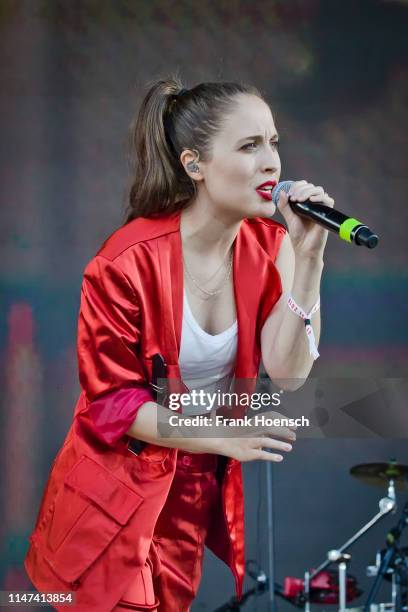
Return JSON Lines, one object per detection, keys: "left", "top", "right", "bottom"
{"left": 183, "top": 250, "right": 233, "bottom": 298}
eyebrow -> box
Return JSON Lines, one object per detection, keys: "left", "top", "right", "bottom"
{"left": 237, "top": 133, "right": 279, "bottom": 145}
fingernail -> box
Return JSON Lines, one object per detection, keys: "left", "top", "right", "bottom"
{"left": 285, "top": 444, "right": 292, "bottom": 451}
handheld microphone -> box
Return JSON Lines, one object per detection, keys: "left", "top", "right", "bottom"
{"left": 272, "top": 181, "right": 379, "bottom": 249}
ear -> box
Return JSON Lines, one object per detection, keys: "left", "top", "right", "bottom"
{"left": 180, "top": 148, "right": 204, "bottom": 182}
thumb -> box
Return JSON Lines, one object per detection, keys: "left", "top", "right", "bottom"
{"left": 277, "top": 188, "right": 290, "bottom": 216}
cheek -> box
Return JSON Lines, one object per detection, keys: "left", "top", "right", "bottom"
{"left": 222, "top": 159, "right": 254, "bottom": 190}
{"left": 208, "top": 161, "right": 251, "bottom": 194}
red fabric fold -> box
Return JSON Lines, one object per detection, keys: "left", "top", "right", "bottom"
{"left": 75, "top": 255, "right": 154, "bottom": 446}
{"left": 85, "top": 386, "right": 154, "bottom": 445}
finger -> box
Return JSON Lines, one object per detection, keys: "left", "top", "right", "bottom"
{"left": 277, "top": 189, "right": 292, "bottom": 216}
{"left": 262, "top": 436, "right": 292, "bottom": 453}
{"left": 278, "top": 189, "right": 289, "bottom": 205}
{"left": 244, "top": 425, "right": 294, "bottom": 441}
{"left": 263, "top": 426, "right": 297, "bottom": 441}
{"left": 309, "top": 192, "right": 334, "bottom": 206}
{"left": 256, "top": 450, "right": 284, "bottom": 462}
{"left": 256, "top": 436, "right": 293, "bottom": 452}
{"left": 290, "top": 185, "right": 325, "bottom": 202}
{"left": 263, "top": 411, "right": 298, "bottom": 432}
{"left": 288, "top": 181, "right": 314, "bottom": 199}
{"left": 311, "top": 188, "right": 333, "bottom": 200}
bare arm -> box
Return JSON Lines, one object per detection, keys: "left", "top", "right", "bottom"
{"left": 261, "top": 181, "right": 334, "bottom": 389}
{"left": 261, "top": 232, "right": 323, "bottom": 386}
{"left": 126, "top": 401, "right": 219, "bottom": 454}
{"left": 125, "top": 401, "right": 295, "bottom": 463}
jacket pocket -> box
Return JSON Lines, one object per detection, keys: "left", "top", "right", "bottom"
{"left": 43, "top": 455, "right": 143, "bottom": 584}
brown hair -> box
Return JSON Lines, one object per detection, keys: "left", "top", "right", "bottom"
{"left": 124, "top": 75, "right": 263, "bottom": 222}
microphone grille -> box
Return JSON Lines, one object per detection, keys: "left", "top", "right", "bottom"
{"left": 272, "top": 181, "right": 293, "bottom": 205}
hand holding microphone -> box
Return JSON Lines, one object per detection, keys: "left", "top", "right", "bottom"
{"left": 272, "top": 180, "right": 378, "bottom": 252}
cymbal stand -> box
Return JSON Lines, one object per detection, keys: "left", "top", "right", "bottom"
{"left": 363, "top": 499, "right": 408, "bottom": 612}
{"left": 303, "top": 490, "right": 396, "bottom": 609}
{"left": 331, "top": 551, "right": 352, "bottom": 612}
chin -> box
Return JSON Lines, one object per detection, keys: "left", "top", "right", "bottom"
{"left": 252, "top": 202, "right": 276, "bottom": 219}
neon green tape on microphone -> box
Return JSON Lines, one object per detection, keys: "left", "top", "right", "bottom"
{"left": 339, "top": 218, "right": 363, "bottom": 242}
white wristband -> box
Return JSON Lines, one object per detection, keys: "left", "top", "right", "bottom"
{"left": 287, "top": 295, "right": 320, "bottom": 360}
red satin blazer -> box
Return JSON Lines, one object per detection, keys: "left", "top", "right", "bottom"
{"left": 24, "top": 210, "right": 286, "bottom": 611}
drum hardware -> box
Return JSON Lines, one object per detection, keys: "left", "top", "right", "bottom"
{"left": 213, "top": 560, "right": 269, "bottom": 611}
{"left": 367, "top": 547, "right": 408, "bottom": 587}
{"left": 215, "top": 561, "right": 313, "bottom": 610}
{"left": 215, "top": 566, "right": 357, "bottom": 610}
{"left": 350, "top": 460, "right": 408, "bottom": 495}
{"left": 347, "top": 605, "right": 395, "bottom": 611}
{"left": 329, "top": 552, "right": 352, "bottom": 612}
{"left": 362, "top": 500, "right": 408, "bottom": 612}
{"left": 216, "top": 460, "right": 407, "bottom": 611}
{"left": 301, "top": 489, "right": 395, "bottom": 611}
{"left": 282, "top": 570, "right": 361, "bottom": 607}
{"left": 293, "top": 461, "right": 403, "bottom": 610}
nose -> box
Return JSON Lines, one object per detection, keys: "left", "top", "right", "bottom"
{"left": 260, "top": 146, "right": 280, "bottom": 175}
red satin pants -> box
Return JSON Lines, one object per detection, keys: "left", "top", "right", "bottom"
{"left": 113, "top": 451, "right": 220, "bottom": 611}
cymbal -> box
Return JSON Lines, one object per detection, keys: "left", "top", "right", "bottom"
{"left": 350, "top": 461, "right": 408, "bottom": 490}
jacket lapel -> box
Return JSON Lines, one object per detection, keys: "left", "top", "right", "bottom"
{"left": 157, "top": 211, "right": 261, "bottom": 384}
{"left": 232, "top": 222, "right": 261, "bottom": 380}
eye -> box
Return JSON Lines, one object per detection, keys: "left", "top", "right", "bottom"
{"left": 241, "top": 140, "right": 280, "bottom": 151}
{"left": 241, "top": 142, "right": 257, "bottom": 151}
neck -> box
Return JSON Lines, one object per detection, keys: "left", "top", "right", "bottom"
{"left": 180, "top": 196, "right": 242, "bottom": 258}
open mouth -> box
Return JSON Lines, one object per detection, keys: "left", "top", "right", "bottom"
{"left": 255, "top": 182, "right": 276, "bottom": 201}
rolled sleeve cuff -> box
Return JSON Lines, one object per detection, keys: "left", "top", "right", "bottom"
{"left": 82, "top": 386, "right": 155, "bottom": 446}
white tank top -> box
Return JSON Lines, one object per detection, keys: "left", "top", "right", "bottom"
{"left": 179, "top": 289, "right": 238, "bottom": 415}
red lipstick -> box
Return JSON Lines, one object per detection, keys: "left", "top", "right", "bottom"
{"left": 255, "top": 180, "right": 277, "bottom": 201}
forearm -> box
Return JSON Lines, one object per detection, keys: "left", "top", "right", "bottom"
{"left": 125, "top": 401, "right": 224, "bottom": 454}
{"left": 263, "top": 254, "right": 324, "bottom": 384}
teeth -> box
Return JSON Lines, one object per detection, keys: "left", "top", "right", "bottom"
{"left": 258, "top": 186, "right": 273, "bottom": 191}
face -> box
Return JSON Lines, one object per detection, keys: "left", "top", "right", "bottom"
{"left": 191, "top": 93, "right": 281, "bottom": 221}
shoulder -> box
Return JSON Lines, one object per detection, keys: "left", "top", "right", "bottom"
{"left": 242, "top": 217, "right": 287, "bottom": 261}
{"left": 95, "top": 212, "right": 180, "bottom": 262}
{"left": 81, "top": 212, "right": 180, "bottom": 289}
